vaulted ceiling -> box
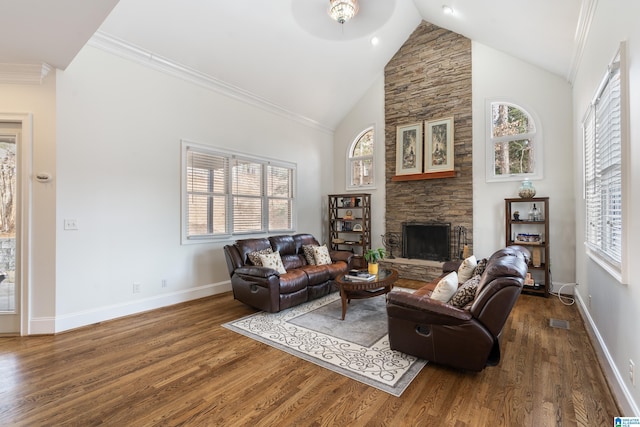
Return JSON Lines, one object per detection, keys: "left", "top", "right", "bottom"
{"left": 1, "top": 0, "right": 589, "bottom": 130}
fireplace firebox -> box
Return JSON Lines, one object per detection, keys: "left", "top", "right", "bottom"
{"left": 402, "top": 222, "right": 451, "bottom": 261}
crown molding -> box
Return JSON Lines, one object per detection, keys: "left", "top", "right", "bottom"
{"left": 0, "top": 63, "right": 52, "bottom": 85}
{"left": 567, "top": 0, "right": 598, "bottom": 85}
{"left": 87, "top": 31, "right": 333, "bottom": 134}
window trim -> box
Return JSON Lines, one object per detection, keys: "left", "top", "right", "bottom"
{"left": 181, "top": 140, "right": 296, "bottom": 244}
{"left": 582, "top": 42, "right": 629, "bottom": 284}
{"left": 346, "top": 126, "right": 376, "bottom": 191}
{"left": 485, "top": 99, "right": 544, "bottom": 183}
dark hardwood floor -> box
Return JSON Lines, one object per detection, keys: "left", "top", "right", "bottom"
{"left": 0, "top": 279, "right": 620, "bottom": 426}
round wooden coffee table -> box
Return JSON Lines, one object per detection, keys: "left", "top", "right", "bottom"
{"left": 335, "top": 268, "right": 399, "bottom": 320}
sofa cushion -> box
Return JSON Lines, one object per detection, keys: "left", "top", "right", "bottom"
{"left": 430, "top": 271, "right": 458, "bottom": 302}
{"left": 302, "top": 244, "right": 318, "bottom": 265}
{"left": 278, "top": 269, "right": 308, "bottom": 294}
{"left": 448, "top": 275, "right": 481, "bottom": 308}
{"left": 281, "top": 253, "right": 306, "bottom": 270}
{"left": 457, "top": 255, "right": 477, "bottom": 283}
{"left": 299, "top": 264, "right": 331, "bottom": 284}
{"left": 259, "top": 251, "right": 287, "bottom": 274}
{"left": 269, "top": 235, "right": 297, "bottom": 256}
{"left": 313, "top": 244, "right": 332, "bottom": 265}
{"left": 248, "top": 247, "right": 273, "bottom": 266}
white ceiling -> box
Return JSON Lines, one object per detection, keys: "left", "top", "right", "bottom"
{"left": 1, "top": 0, "right": 586, "bottom": 130}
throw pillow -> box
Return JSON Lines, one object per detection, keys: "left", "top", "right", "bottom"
{"left": 248, "top": 248, "right": 273, "bottom": 266}
{"left": 312, "top": 244, "right": 332, "bottom": 265}
{"left": 448, "top": 275, "right": 481, "bottom": 308}
{"left": 430, "top": 271, "right": 458, "bottom": 302}
{"left": 473, "top": 258, "right": 488, "bottom": 277}
{"left": 457, "top": 255, "right": 477, "bottom": 283}
{"left": 302, "top": 244, "right": 318, "bottom": 265}
{"left": 259, "top": 251, "right": 287, "bottom": 274}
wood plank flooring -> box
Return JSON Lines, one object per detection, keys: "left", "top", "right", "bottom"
{"left": 0, "top": 279, "right": 620, "bottom": 426}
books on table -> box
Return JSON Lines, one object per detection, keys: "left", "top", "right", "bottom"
{"left": 344, "top": 273, "right": 376, "bottom": 281}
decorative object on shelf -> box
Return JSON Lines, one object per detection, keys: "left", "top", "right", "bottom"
{"left": 364, "top": 248, "right": 386, "bottom": 275}
{"left": 513, "top": 211, "right": 520, "bottom": 221}
{"left": 532, "top": 247, "right": 542, "bottom": 267}
{"left": 328, "top": 0, "right": 359, "bottom": 25}
{"left": 382, "top": 232, "right": 400, "bottom": 259}
{"left": 352, "top": 223, "right": 363, "bottom": 232}
{"left": 518, "top": 179, "right": 536, "bottom": 198}
{"left": 395, "top": 123, "right": 423, "bottom": 175}
{"left": 341, "top": 198, "right": 351, "bottom": 208}
{"left": 425, "top": 117, "right": 455, "bottom": 173}
{"left": 343, "top": 210, "right": 353, "bottom": 219}
{"left": 528, "top": 203, "right": 541, "bottom": 221}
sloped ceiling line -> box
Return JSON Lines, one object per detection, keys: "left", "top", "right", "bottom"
{"left": 87, "top": 31, "right": 334, "bottom": 135}
{"left": 567, "top": 0, "right": 598, "bottom": 84}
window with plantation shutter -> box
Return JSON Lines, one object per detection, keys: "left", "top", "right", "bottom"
{"left": 347, "top": 127, "right": 375, "bottom": 190}
{"left": 182, "top": 141, "right": 296, "bottom": 242}
{"left": 583, "top": 44, "right": 626, "bottom": 280}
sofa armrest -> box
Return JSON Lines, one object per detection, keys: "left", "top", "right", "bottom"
{"left": 329, "top": 250, "right": 353, "bottom": 264}
{"left": 386, "top": 290, "right": 473, "bottom": 326}
{"left": 234, "top": 266, "right": 280, "bottom": 283}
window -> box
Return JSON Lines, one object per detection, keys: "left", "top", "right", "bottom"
{"left": 347, "top": 127, "right": 374, "bottom": 190}
{"left": 486, "top": 101, "right": 542, "bottom": 182}
{"left": 182, "top": 141, "right": 295, "bottom": 242}
{"left": 583, "top": 44, "right": 627, "bottom": 281}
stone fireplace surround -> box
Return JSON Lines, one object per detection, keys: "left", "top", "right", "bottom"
{"left": 382, "top": 21, "right": 473, "bottom": 282}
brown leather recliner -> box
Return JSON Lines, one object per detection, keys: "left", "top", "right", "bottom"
{"left": 386, "top": 246, "right": 530, "bottom": 371}
{"left": 224, "top": 234, "right": 353, "bottom": 313}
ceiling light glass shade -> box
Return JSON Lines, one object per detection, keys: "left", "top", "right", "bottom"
{"left": 328, "top": 0, "right": 359, "bottom": 24}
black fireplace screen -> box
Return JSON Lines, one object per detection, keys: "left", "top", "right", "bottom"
{"left": 402, "top": 222, "right": 451, "bottom": 261}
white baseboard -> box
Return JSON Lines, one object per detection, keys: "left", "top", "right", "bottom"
{"left": 29, "top": 281, "right": 232, "bottom": 335}
{"left": 575, "top": 292, "right": 639, "bottom": 416}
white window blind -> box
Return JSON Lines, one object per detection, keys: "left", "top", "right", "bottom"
{"left": 584, "top": 51, "right": 623, "bottom": 268}
{"left": 182, "top": 141, "right": 296, "bottom": 242}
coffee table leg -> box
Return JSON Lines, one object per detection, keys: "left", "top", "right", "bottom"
{"left": 340, "top": 289, "right": 347, "bottom": 320}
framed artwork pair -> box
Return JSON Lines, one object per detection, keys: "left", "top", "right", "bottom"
{"left": 395, "top": 117, "right": 454, "bottom": 176}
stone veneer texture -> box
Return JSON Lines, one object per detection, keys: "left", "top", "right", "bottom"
{"left": 384, "top": 21, "right": 473, "bottom": 263}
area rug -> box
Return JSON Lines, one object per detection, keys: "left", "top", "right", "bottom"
{"left": 223, "top": 289, "right": 426, "bottom": 396}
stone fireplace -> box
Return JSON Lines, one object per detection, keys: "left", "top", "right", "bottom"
{"left": 381, "top": 21, "right": 473, "bottom": 281}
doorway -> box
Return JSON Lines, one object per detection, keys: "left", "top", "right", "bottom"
{"left": 0, "top": 122, "right": 22, "bottom": 334}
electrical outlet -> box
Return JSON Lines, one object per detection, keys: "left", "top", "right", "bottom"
{"left": 64, "top": 219, "right": 78, "bottom": 230}
{"left": 630, "top": 359, "right": 635, "bottom": 386}
{"left": 133, "top": 282, "right": 141, "bottom": 293}
{"left": 161, "top": 279, "right": 168, "bottom": 288}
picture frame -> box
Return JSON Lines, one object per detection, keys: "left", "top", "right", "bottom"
{"left": 425, "top": 117, "right": 454, "bottom": 173}
{"left": 395, "top": 123, "right": 423, "bottom": 175}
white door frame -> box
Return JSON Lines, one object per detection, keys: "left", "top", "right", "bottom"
{"left": 0, "top": 113, "right": 32, "bottom": 335}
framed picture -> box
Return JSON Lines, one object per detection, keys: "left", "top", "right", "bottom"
{"left": 395, "top": 123, "right": 422, "bottom": 175}
{"left": 425, "top": 117, "right": 454, "bottom": 172}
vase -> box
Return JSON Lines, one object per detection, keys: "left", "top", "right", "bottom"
{"left": 518, "top": 180, "right": 536, "bottom": 198}
{"left": 368, "top": 263, "right": 379, "bottom": 275}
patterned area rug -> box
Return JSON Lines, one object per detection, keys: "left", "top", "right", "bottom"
{"left": 223, "top": 289, "right": 426, "bottom": 396}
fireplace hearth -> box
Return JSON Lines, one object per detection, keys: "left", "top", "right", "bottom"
{"left": 402, "top": 222, "right": 451, "bottom": 261}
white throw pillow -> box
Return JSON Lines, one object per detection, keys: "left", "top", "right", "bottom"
{"left": 259, "top": 251, "right": 287, "bottom": 274}
{"left": 457, "top": 255, "right": 477, "bottom": 284}
{"left": 430, "top": 271, "right": 459, "bottom": 302}
{"left": 312, "top": 244, "right": 332, "bottom": 265}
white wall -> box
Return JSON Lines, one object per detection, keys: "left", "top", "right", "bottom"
{"left": 0, "top": 78, "right": 57, "bottom": 334}
{"left": 571, "top": 0, "right": 640, "bottom": 415}
{"left": 472, "top": 42, "right": 575, "bottom": 288}
{"left": 53, "top": 45, "right": 334, "bottom": 331}
{"left": 332, "top": 74, "right": 386, "bottom": 251}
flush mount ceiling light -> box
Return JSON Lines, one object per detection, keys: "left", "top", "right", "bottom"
{"left": 442, "top": 5, "right": 455, "bottom": 15}
{"left": 328, "top": 0, "right": 359, "bottom": 24}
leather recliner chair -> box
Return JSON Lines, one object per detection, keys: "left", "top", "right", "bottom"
{"left": 386, "top": 246, "right": 529, "bottom": 371}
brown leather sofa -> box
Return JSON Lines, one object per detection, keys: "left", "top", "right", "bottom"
{"left": 223, "top": 234, "right": 352, "bottom": 313}
{"left": 386, "top": 246, "right": 530, "bottom": 371}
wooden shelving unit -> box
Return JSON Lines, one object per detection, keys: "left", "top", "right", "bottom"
{"left": 328, "top": 194, "right": 371, "bottom": 264}
{"left": 505, "top": 197, "right": 550, "bottom": 297}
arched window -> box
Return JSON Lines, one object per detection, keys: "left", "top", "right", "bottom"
{"left": 347, "top": 127, "right": 374, "bottom": 189}
{"left": 486, "top": 101, "right": 542, "bottom": 182}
